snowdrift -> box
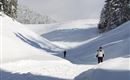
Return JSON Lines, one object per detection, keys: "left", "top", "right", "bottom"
{"left": 26, "top": 19, "right": 99, "bottom": 49}
{"left": 1, "top": 14, "right": 91, "bottom": 80}
{"left": 29, "top": 19, "right": 130, "bottom": 80}
{"left": 1, "top": 13, "right": 129, "bottom": 80}
{"left": 74, "top": 21, "right": 130, "bottom": 80}
{"left": 0, "top": 14, "right": 62, "bottom": 63}
{"left": 75, "top": 57, "right": 130, "bottom": 80}
{"left": 65, "top": 21, "right": 130, "bottom": 64}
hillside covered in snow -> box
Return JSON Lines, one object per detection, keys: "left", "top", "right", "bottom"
{"left": 1, "top": 13, "right": 130, "bottom": 80}
{"left": 0, "top": 13, "right": 94, "bottom": 80}
{"left": 26, "top": 17, "right": 130, "bottom": 80}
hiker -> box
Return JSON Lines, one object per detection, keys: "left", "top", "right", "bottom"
{"left": 64, "top": 50, "right": 67, "bottom": 58}
{"left": 96, "top": 47, "right": 104, "bottom": 63}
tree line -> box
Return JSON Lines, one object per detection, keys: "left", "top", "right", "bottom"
{"left": 0, "top": 0, "right": 17, "bottom": 18}
{"left": 98, "top": 0, "right": 130, "bottom": 32}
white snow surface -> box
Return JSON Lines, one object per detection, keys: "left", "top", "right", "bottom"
{"left": 0, "top": 14, "right": 94, "bottom": 80}
{"left": 1, "top": 14, "right": 64, "bottom": 63}
{"left": 25, "top": 19, "right": 99, "bottom": 49}
{"left": 27, "top": 19, "right": 130, "bottom": 80}
{"left": 25, "top": 19, "right": 99, "bottom": 35}
{"left": 1, "top": 13, "right": 130, "bottom": 80}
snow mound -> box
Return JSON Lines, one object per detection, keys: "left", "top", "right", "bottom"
{"left": 74, "top": 21, "right": 130, "bottom": 80}
{"left": 26, "top": 19, "right": 99, "bottom": 49}
{"left": 1, "top": 14, "right": 93, "bottom": 80}
{"left": 75, "top": 57, "right": 130, "bottom": 80}
{"left": 0, "top": 14, "right": 62, "bottom": 63}
{"left": 0, "top": 60, "right": 93, "bottom": 79}
{"left": 64, "top": 21, "right": 130, "bottom": 64}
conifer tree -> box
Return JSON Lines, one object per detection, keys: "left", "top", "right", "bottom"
{"left": 0, "top": 0, "right": 17, "bottom": 18}
{"left": 98, "top": 0, "right": 130, "bottom": 32}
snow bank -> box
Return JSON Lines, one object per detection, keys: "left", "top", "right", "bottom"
{"left": 0, "top": 14, "right": 62, "bottom": 63}
{"left": 0, "top": 14, "right": 94, "bottom": 80}
{"left": 75, "top": 21, "right": 130, "bottom": 80}
{"left": 75, "top": 57, "right": 130, "bottom": 80}
{"left": 1, "top": 13, "right": 130, "bottom": 80}
{"left": 64, "top": 21, "right": 130, "bottom": 64}
{"left": 26, "top": 19, "right": 99, "bottom": 49}
{"left": 0, "top": 60, "right": 94, "bottom": 79}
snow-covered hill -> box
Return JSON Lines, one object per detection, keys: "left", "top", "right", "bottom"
{"left": 1, "top": 13, "right": 130, "bottom": 80}
{"left": 26, "top": 18, "right": 130, "bottom": 80}
{"left": 25, "top": 19, "right": 99, "bottom": 48}
{"left": 16, "top": 5, "right": 56, "bottom": 24}
{"left": 64, "top": 21, "right": 130, "bottom": 64}
{"left": 75, "top": 57, "right": 130, "bottom": 80}
{"left": 0, "top": 13, "right": 62, "bottom": 63}
{"left": 0, "top": 14, "right": 94, "bottom": 80}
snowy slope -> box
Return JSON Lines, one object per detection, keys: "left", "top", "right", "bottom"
{"left": 0, "top": 14, "right": 62, "bottom": 63}
{"left": 26, "top": 19, "right": 130, "bottom": 80}
{"left": 65, "top": 21, "right": 130, "bottom": 64}
{"left": 26, "top": 19, "right": 130, "bottom": 63}
{"left": 0, "top": 14, "right": 94, "bottom": 80}
{"left": 1, "top": 13, "right": 130, "bottom": 80}
{"left": 26, "top": 19, "right": 99, "bottom": 49}
{"left": 74, "top": 22, "right": 130, "bottom": 80}
{"left": 75, "top": 57, "right": 130, "bottom": 80}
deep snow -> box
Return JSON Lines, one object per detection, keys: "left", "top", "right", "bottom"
{"left": 26, "top": 18, "right": 130, "bottom": 80}
{"left": 1, "top": 13, "right": 130, "bottom": 80}
{"left": 25, "top": 19, "right": 99, "bottom": 49}
{"left": 0, "top": 13, "right": 94, "bottom": 80}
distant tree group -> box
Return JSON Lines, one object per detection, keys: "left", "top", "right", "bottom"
{"left": 16, "top": 5, "right": 56, "bottom": 24}
{"left": 0, "top": 0, "right": 17, "bottom": 18}
{"left": 98, "top": 0, "right": 130, "bottom": 32}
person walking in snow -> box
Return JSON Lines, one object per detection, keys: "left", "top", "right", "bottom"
{"left": 96, "top": 47, "right": 104, "bottom": 63}
{"left": 64, "top": 50, "right": 67, "bottom": 58}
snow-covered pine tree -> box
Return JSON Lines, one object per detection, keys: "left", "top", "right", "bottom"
{"left": 98, "top": 0, "right": 130, "bottom": 32}
{"left": 98, "top": 0, "right": 111, "bottom": 32}
{"left": 0, "top": 0, "right": 17, "bottom": 18}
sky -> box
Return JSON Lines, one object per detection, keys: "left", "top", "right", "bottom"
{"left": 18, "top": 0, "right": 105, "bottom": 22}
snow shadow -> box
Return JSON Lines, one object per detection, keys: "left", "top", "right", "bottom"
{"left": 55, "top": 29, "right": 129, "bottom": 64}
{"left": 42, "top": 28, "right": 98, "bottom": 42}
{"left": 75, "top": 68, "right": 130, "bottom": 80}
{"left": 14, "top": 33, "right": 59, "bottom": 53}
{"left": 0, "top": 70, "right": 65, "bottom": 80}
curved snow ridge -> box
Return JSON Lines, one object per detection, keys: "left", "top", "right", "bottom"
{"left": 2, "top": 14, "right": 62, "bottom": 52}
{"left": 75, "top": 57, "right": 130, "bottom": 80}
{"left": 65, "top": 21, "right": 130, "bottom": 64}
{"left": 96, "top": 57, "right": 130, "bottom": 70}
{"left": 1, "top": 14, "right": 64, "bottom": 63}
{"left": 2, "top": 14, "right": 63, "bottom": 50}
{"left": 1, "top": 60, "right": 94, "bottom": 79}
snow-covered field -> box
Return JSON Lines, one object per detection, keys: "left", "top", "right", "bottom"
{"left": 0, "top": 13, "right": 95, "bottom": 80}
{"left": 1, "top": 13, "right": 130, "bottom": 80}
